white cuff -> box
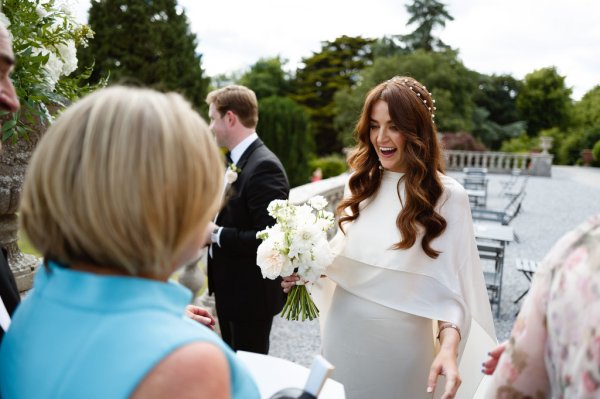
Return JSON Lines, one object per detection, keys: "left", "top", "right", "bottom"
{"left": 214, "top": 226, "right": 223, "bottom": 247}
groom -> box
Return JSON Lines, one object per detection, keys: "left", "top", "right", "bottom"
{"left": 205, "top": 85, "right": 289, "bottom": 354}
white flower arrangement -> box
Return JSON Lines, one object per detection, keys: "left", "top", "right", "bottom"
{"left": 0, "top": 0, "right": 104, "bottom": 141}
{"left": 256, "top": 196, "right": 335, "bottom": 321}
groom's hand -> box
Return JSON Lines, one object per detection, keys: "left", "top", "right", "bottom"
{"left": 203, "top": 222, "right": 217, "bottom": 246}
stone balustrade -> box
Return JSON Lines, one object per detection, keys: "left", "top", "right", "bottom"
{"left": 444, "top": 150, "right": 554, "bottom": 177}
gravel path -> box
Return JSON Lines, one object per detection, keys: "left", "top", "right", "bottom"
{"left": 268, "top": 165, "right": 600, "bottom": 367}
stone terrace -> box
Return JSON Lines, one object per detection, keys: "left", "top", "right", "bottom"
{"left": 268, "top": 165, "right": 600, "bottom": 367}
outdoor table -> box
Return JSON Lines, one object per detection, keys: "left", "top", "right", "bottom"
{"left": 237, "top": 351, "right": 345, "bottom": 398}
{"left": 474, "top": 223, "right": 514, "bottom": 246}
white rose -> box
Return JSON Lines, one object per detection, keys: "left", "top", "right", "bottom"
{"left": 308, "top": 195, "right": 328, "bottom": 211}
{"left": 224, "top": 168, "right": 238, "bottom": 184}
{"left": 256, "top": 241, "right": 285, "bottom": 280}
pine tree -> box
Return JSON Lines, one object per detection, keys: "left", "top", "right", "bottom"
{"left": 78, "top": 0, "right": 209, "bottom": 109}
{"left": 401, "top": 0, "right": 454, "bottom": 52}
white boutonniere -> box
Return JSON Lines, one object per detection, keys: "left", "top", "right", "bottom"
{"left": 225, "top": 163, "right": 241, "bottom": 184}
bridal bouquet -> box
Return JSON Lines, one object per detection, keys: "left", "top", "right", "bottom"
{"left": 256, "top": 196, "right": 335, "bottom": 321}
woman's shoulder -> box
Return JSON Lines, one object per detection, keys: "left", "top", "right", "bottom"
{"left": 131, "top": 342, "right": 230, "bottom": 399}
{"left": 438, "top": 173, "right": 469, "bottom": 203}
{"left": 439, "top": 173, "right": 464, "bottom": 191}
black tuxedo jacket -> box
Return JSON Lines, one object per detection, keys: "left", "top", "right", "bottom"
{"left": 0, "top": 248, "right": 20, "bottom": 342}
{"left": 208, "top": 138, "right": 289, "bottom": 321}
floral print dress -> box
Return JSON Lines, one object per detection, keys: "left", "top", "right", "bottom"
{"left": 485, "top": 214, "right": 600, "bottom": 398}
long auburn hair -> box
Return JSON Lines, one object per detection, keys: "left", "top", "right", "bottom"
{"left": 337, "top": 76, "right": 447, "bottom": 259}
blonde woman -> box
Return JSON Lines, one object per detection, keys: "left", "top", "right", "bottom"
{"left": 0, "top": 86, "right": 259, "bottom": 398}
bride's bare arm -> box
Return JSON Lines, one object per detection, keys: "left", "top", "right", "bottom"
{"left": 427, "top": 321, "right": 461, "bottom": 399}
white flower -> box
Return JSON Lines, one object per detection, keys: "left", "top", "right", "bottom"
{"left": 0, "top": 12, "right": 11, "bottom": 28}
{"left": 56, "top": 0, "right": 76, "bottom": 16}
{"left": 293, "top": 204, "right": 316, "bottom": 226}
{"left": 288, "top": 224, "right": 322, "bottom": 259}
{"left": 309, "top": 195, "right": 328, "bottom": 211}
{"left": 225, "top": 168, "right": 238, "bottom": 184}
{"left": 44, "top": 51, "right": 63, "bottom": 91}
{"left": 58, "top": 41, "right": 78, "bottom": 76}
{"left": 312, "top": 237, "right": 334, "bottom": 271}
{"left": 256, "top": 240, "right": 286, "bottom": 280}
{"left": 36, "top": 5, "right": 49, "bottom": 18}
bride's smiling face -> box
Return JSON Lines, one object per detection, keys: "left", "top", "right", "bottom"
{"left": 369, "top": 100, "right": 406, "bottom": 173}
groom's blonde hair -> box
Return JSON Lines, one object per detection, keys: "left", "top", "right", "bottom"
{"left": 20, "top": 86, "right": 223, "bottom": 276}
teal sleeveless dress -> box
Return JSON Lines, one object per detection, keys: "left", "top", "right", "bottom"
{"left": 0, "top": 261, "right": 259, "bottom": 398}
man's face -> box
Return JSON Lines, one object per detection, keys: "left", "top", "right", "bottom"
{"left": 208, "top": 103, "right": 229, "bottom": 148}
{"left": 0, "top": 25, "right": 20, "bottom": 150}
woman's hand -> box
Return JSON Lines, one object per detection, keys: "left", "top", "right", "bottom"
{"left": 281, "top": 273, "right": 300, "bottom": 293}
{"left": 185, "top": 305, "right": 216, "bottom": 330}
{"left": 481, "top": 341, "right": 507, "bottom": 375}
{"left": 427, "top": 328, "right": 461, "bottom": 398}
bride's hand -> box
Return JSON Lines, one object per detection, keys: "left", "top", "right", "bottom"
{"left": 281, "top": 273, "right": 300, "bottom": 293}
{"left": 427, "top": 329, "right": 461, "bottom": 399}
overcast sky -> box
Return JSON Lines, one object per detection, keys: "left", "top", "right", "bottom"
{"left": 75, "top": 0, "right": 600, "bottom": 100}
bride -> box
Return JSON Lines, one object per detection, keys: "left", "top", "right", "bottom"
{"left": 284, "top": 76, "right": 496, "bottom": 399}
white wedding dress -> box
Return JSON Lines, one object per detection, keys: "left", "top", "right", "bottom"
{"left": 315, "top": 171, "right": 497, "bottom": 399}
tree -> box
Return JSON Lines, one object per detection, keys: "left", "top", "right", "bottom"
{"left": 372, "top": 35, "right": 409, "bottom": 58}
{"left": 238, "top": 57, "right": 292, "bottom": 99}
{"left": 401, "top": 0, "right": 454, "bottom": 52}
{"left": 257, "top": 96, "right": 314, "bottom": 187}
{"left": 334, "top": 50, "right": 478, "bottom": 147}
{"left": 555, "top": 85, "right": 600, "bottom": 164}
{"left": 471, "top": 74, "right": 525, "bottom": 149}
{"left": 78, "top": 0, "right": 209, "bottom": 109}
{"left": 292, "top": 35, "right": 375, "bottom": 155}
{"left": 474, "top": 74, "right": 522, "bottom": 126}
{"left": 516, "top": 67, "right": 572, "bottom": 136}
{"left": 572, "top": 85, "right": 600, "bottom": 129}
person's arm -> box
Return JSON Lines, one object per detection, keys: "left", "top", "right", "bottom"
{"left": 427, "top": 321, "right": 461, "bottom": 399}
{"left": 219, "top": 160, "right": 289, "bottom": 256}
{"left": 482, "top": 268, "right": 551, "bottom": 398}
{"left": 130, "top": 342, "right": 230, "bottom": 399}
